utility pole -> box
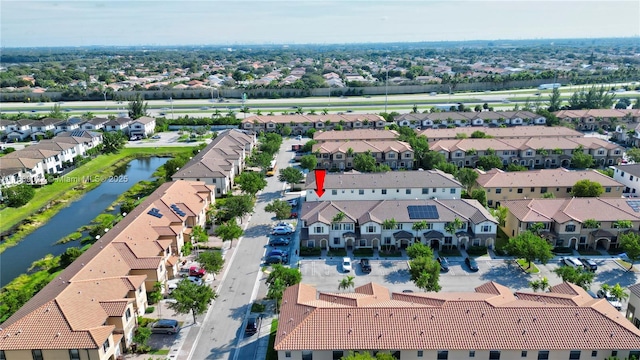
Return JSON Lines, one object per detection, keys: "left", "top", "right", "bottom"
{"left": 385, "top": 62, "right": 389, "bottom": 114}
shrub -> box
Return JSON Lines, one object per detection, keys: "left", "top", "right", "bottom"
{"left": 300, "top": 247, "right": 322, "bottom": 257}
{"left": 466, "top": 246, "right": 488, "bottom": 256}
{"left": 144, "top": 306, "right": 155, "bottom": 314}
{"left": 552, "top": 247, "right": 573, "bottom": 254}
{"left": 251, "top": 302, "right": 266, "bottom": 313}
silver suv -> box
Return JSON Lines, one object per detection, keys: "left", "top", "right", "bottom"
{"left": 150, "top": 319, "right": 179, "bottom": 334}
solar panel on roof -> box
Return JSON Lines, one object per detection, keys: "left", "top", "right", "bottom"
{"left": 407, "top": 205, "right": 439, "bottom": 219}
{"left": 627, "top": 200, "right": 640, "bottom": 212}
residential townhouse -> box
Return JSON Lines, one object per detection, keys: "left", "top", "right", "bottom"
{"left": 300, "top": 199, "right": 497, "bottom": 251}
{"left": 0, "top": 119, "right": 11, "bottom": 135}
{"left": 0, "top": 157, "right": 46, "bottom": 188}
{"left": 304, "top": 169, "right": 462, "bottom": 202}
{"left": 128, "top": 116, "right": 156, "bottom": 138}
{"left": 81, "top": 117, "right": 109, "bottom": 131}
{"left": 476, "top": 168, "right": 624, "bottom": 208}
{"left": 312, "top": 140, "right": 414, "bottom": 170}
{"left": 54, "top": 117, "right": 83, "bottom": 134}
{"left": 3, "top": 148, "right": 64, "bottom": 175}
{"left": 241, "top": 114, "right": 387, "bottom": 134}
{"left": 312, "top": 129, "right": 398, "bottom": 143}
{"left": 627, "top": 283, "right": 640, "bottom": 329}
{"left": 395, "top": 111, "right": 546, "bottom": 129}
{"left": 104, "top": 117, "right": 133, "bottom": 133}
{"left": 502, "top": 197, "right": 640, "bottom": 250}
{"left": 4, "top": 119, "right": 34, "bottom": 142}
{"left": 419, "top": 126, "right": 583, "bottom": 142}
{"left": 172, "top": 129, "right": 256, "bottom": 195}
{"left": 0, "top": 181, "right": 214, "bottom": 360}
{"left": 555, "top": 109, "right": 640, "bottom": 131}
{"left": 275, "top": 282, "right": 640, "bottom": 360}
{"left": 613, "top": 164, "right": 640, "bottom": 196}
{"left": 429, "top": 136, "right": 624, "bottom": 169}
{"left": 28, "top": 118, "right": 59, "bottom": 140}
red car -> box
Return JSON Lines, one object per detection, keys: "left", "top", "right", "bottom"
{"left": 289, "top": 212, "right": 298, "bottom": 219}
{"left": 189, "top": 266, "right": 206, "bottom": 278}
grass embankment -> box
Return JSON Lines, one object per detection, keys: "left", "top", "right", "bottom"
{"left": 0, "top": 147, "right": 191, "bottom": 253}
{"left": 266, "top": 319, "right": 279, "bottom": 360}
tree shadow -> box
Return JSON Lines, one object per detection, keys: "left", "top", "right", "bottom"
{"left": 595, "top": 268, "right": 639, "bottom": 288}
{"left": 384, "top": 268, "right": 411, "bottom": 284}
{"left": 479, "top": 262, "right": 532, "bottom": 291}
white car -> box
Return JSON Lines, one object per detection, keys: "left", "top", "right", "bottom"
{"left": 286, "top": 199, "right": 298, "bottom": 207}
{"left": 341, "top": 257, "right": 353, "bottom": 272}
{"left": 187, "top": 276, "right": 203, "bottom": 286}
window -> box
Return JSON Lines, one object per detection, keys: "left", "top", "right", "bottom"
{"left": 555, "top": 239, "right": 564, "bottom": 247}
{"left": 359, "top": 239, "right": 366, "bottom": 247}
{"left": 333, "top": 237, "right": 340, "bottom": 245}
{"left": 32, "top": 350, "right": 44, "bottom": 360}
{"left": 0, "top": 351, "right": 5, "bottom": 360}
{"left": 102, "top": 339, "right": 110, "bottom": 352}
{"left": 569, "top": 351, "right": 581, "bottom": 359}
{"left": 605, "top": 187, "right": 611, "bottom": 193}
{"left": 69, "top": 349, "right": 81, "bottom": 360}
{"left": 367, "top": 225, "right": 375, "bottom": 233}
{"left": 540, "top": 187, "right": 548, "bottom": 193}
{"left": 302, "top": 351, "right": 313, "bottom": 360}
{"left": 450, "top": 188, "right": 456, "bottom": 194}
{"left": 332, "top": 190, "right": 337, "bottom": 195}
{"left": 417, "top": 350, "right": 424, "bottom": 357}
{"left": 388, "top": 153, "right": 395, "bottom": 158}
{"left": 565, "top": 224, "right": 576, "bottom": 232}
{"left": 359, "top": 189, "right": 364, "bottom": 195}
{"left": 437, "top": 351, "right": 448, "bottom": 359}
{"left": 521, "top": 351, "right": 527, "bottom": 357}
{"left": 611, "top": 351, "right": 617, "bottom": 357}
{"left": 482, "top": 225, "right": 491, "bottom": 232}
{"left": 444, "top": 237, "right": 452, "bottom": 245}
{"left": 591, "top": 351, "right": 597, "bottom": 357}
{"left": 422, "top": 188, "right": 429, "bottom": 194}
{"left": 517, "top": 188, "right": 523, "bottom": 194}
{"left": 307, "top": 241, "right": 315, "bottom": 248}
{"left": 488, "top": 200, "right": 493, "bottom": 206}
{"left": 405, "top": 153, "right": 411, "bottom": 158}
{"left": 332, "top": 223, "right": 341, "bottom": 230}
{"left": 382, "top": 189, "right": 387, "bottom": 195}
{"left": 384, "top": 237, "right": 392, "bottom": 244}
{"left": 406, "top": 189, "right": 411, "bottom": 194}
{"left": 333, "top": 351, "right": 344, "bottom": 359}
{"left": 495, "top": 188, "right": 502, "bottom": 194}
{"left": 335, "top": 154, "right": 343, "bottom": 159}
{"left": 531, "top": 187, "right": 535, "bottom": 192}
{"left": 469, "top": 351, "right": 475, "bottom": 358}
{"left": 537, "top": 351, "right": 549, "bottom": 360}
{"left": 125, "top": 308, "right": 132, "bottom": 321}
{"left": 314, "top": 226, "right": 322, "bottom": 234}
{"left": 490, "top": 351, "right": 501, "bottom": 360}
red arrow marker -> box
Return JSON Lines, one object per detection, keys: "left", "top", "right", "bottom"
{"left": 314, "top": 169, "right": 326, "bottom": 198}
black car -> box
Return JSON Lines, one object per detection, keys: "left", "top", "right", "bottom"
{"left": 579, "top": 258, "right": 598, "bottom": 272}
{"left": 360, "top": 258, "right": 372, "bottom": 273}
{"left": 265, "top": 255, "right": 284, "bottom": 265}
{"left": 465, "top": 257, "right": 479, "bottom": 272}
{"left": 268, "top": 249, "right": 289, "bottom": 259}
{"left": 269, "top": 238, "right": 290, "bottom": 247}
{"left": 245, "top": 316, "right": 259, "bottom": 335}
{"left": 437, "top": 257, "right": 450, "bottom": 272}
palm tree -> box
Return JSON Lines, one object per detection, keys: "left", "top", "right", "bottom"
{"left": 346, "top": 147, "right": 355, "bottom": 158}
{"left": 338, "top": 276, "right": 355, "bottom": 291}
{"left": 582, "top": 219, "right": 600, "bottom": 229}
{"left": 382, "top": 218, "right": 397, "bottom": 252}
{"left": 332, "top": 211, "right": 346, "bottom": 223}
{"left": 528, "top": 222, "right": 546, "bottom": 236}
{"left": 411, "top": 221, "right": 429, "bottom": 244}
{"left": 444, "top": 218, "right": 465, "bottom": 250}
{"left": 604, "top": 283, "right": 629, "bottom": 302}
{"left": 267, "top": 278, "right": 286, "bottom": 313}
{"left": 322, "top": 108, "right": 329, "bottom": 115}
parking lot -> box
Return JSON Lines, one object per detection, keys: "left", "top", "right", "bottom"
{"left": 299, "top": 256, "right": 638, "bottom": 308}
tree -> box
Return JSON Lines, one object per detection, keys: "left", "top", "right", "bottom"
{"left": 456, "top": 168, "right": 479, "bottom": 193}
{"left": 601, "top": 283, "right": 629, "bottom": 302}
{"left": 626, "top": 147, "right": 640, "bottom": 163}
{"left": 214, "top": 220, "right": 243, "bottom": 248}
{"left": 332, "top": 211, "right": 346, "bottom": 223}
{"left": 266, "top": 277, "right": 286, "bottom": 313}
{"left": 619, "top": 231, "right": 640, "bottom": 271}
{"left": 278, "top": 167, "right": 304, "bottom": 190}
{"left": 132, "top": 326, "right": 152, "bottom": 351}
{"left": 101, "top": 131, "right": 127, "bottom": 154}
{"left": 528, "top": 222, "right": 546, "bottom": 236}
{"left": 301, "top": 140, "right": 317, "bottom": 153}
{"left": 342, "top": 352, "right": 395, "bottom": 360}
{"left": 300, "top": 154, "right": 317, "bottom": 172}
{"left": 470, "top": 188, "right": 487, "bottom": 207}
{"left": 571, "top": 147, "right": 594, "bottom": 169}
{"left": 264, "top": 199, "right": 292, "bottom": 220}
{"left": 411, "top": 221, "right": 429, "bottom": 243}
{"left": 504, "top": 231, "right": 553, "bottom": 269}
{"left": 60, "top": 247, "right": 83, "bottom": 267}
{"left": 476, "top": 155, "right": 503, "bottom": 170}
{"left": 220, "top": 195, "right": 253, "bottom": 223}
{"left": 553, "top": 266, "right": 595, "bottom": 290}
{"left": 168, "top": 280, "right": 217, "bottom": 324}
{"left": 3, "top": 184, "right": 36, "bottom": 208}
{"left": 197, "top": 250, "right": 224, "bottom": 275}
{"left": 548, "top": 87, "right": 562, "bottom": 112}
{"left": 127, "top": 94, "right": 148, "bottom": 119}
{"left": 571, "top": 179, "right": 603, "bottom": 197}
{"left": 353, "top": 151, "right": 378, "bottom": 172}
{"left": 582, "top": 219, "right": 601, "bottom": 229}
{"left": 191, "top": 225, "right": 208, "bottom": 243}
{"left": 529, "top": 277, "right": 550, "bottom": 292}
{"left": 406, "top": 242, "right": 433, "bottom": 259}
{"left": 266, "top": 264, "right": 302, "bottom": 288}
{"left": 408, "top": 256, "right": 441, "bottom": 292}
{"left": 338, "top": 276, "right": 355, "bottom": 291}
{"left": 235, "top": 171, "right": 267, "bottom": 197}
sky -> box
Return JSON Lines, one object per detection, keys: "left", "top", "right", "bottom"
{"left": 1, "top": 0, "right": 639, "bottom": 47}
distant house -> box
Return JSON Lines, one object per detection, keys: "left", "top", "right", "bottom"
{"left": 28, "top": 117, "right": 58, "bottom": 140}
{"left": 241, "top": 114, "right": 386, "bottom": 134}
{"left": 419, "top": 126, "right": 582, "bottom": 141}
{"left": 81, "top": 117, "right": 109, "bottom": 131}
{"left": 396, "top": 111, "right": 546, "bottom": 129}
{"left": 313, "top": 129, "right": 398, "bottom": 143}
{"left": 612, "top": 164, "right": 640, "bottom": 196}
{"left": 104, "top": 117, "right": 133, "bottom": 133}
{"left": 476, "top": 167, "right": 624, "bottom": 207}
{"left": 5, "top": 119, "right": 34, "bottom": 141}
{"left": 128, "top": 116, "right": 156, "bottom": 138}
{"left": 555, "top": 109, "right": 640, "bottom": 131}
{"left": 312, "top": 140, "right": 414, "bottom": 171}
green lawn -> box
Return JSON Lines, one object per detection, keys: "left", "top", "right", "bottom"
{"left": 266, "top": 319, "right": 279, "bottom": 360}
{"left": 516, "top": 259, "right": 540, "bottom": 274}
{"left": 0, "top": 147, "right": 191, "bottom": 252}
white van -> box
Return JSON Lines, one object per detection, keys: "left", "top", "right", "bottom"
{"left": 563, "top": 257, "right": 583, "bottom": 269}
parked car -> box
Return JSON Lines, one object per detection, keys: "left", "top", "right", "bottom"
{"left": 268, "top": 249, "right": 289, "bottom": 259}
{"left": 360, "top": 258, "right": 372, "bottom": 273}
{"left": 289, "top": 212, "right": 298, "bottom": 219}
{"left": 187, "top": 276, "right": 203, "bottom": 285}
{"left": 286, "top": 199, "right": 298, "bottom": 207}
{"left": 150, "top": 319, "right": 179, "bottom": 334}
{"left": 295, "top": 135, "right": 302, "bottom": 140}
{"left": 272, "top": 226, "right": 293, "bottom": 235}
{"left": 437, "top": 257, "right": 450, "bottom": 272}
{"left": 579, "top": 258, "right": 598, "bottom": 272}
{"left": 562, "top": 257, "right": 584, "bottom": 269}
{"left": 465, "top": 257, "right": 479, "bottom": 272}
{"left": 245, "top": 316, "right": 259, "bottom": 335}
{"left": 341, "top": 257, "right": 353, "bottom": 272}
{"left": 269, "top": 238, "right": 290, "bottom": 247}
{"left": 597, "top": 289, "right": 623, "bottom": 310}
{"left": 265, "top": 255, "right": 284, "bottom": 265}
{"left": 275, "top": 222, "right": 295, "bottom": 231}
{"left": 151, "top": 134, "right": 161, "bottom": 139}
{"left": 189, "top": 266, "right": 206, "bottom": 277}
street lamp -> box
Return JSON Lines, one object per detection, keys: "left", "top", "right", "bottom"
{"left": 384, "top": 62, "right": 389, "bottom": 114}
{"left": 103, "top": 91, "right": 108, "bottom": 110}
